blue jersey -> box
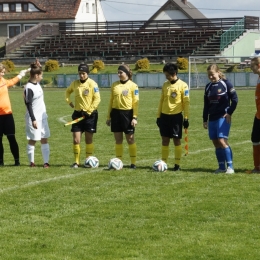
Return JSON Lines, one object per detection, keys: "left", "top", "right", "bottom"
{"left": 203, "top": 79, "right": 238, "bottom": 122}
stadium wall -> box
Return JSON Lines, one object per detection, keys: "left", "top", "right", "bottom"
{"left": 222, "top": 31, "right": 260, "bottom": 61}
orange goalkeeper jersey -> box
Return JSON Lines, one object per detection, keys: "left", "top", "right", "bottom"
{"left": 0, "top": 76, "right": 20, "bottom": 115}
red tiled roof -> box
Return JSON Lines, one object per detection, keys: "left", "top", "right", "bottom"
{"left": 0, "top": 0, "right": 81, "bottom": 21}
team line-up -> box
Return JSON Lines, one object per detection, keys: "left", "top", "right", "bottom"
{"left": 1, "top": 58, "right": 260, "bottom": 173}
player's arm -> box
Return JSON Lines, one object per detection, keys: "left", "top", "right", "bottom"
{"left": 226, "top": 81, "right": 238, "bottom": 115}
{"left": 65, "top": 82, "right": 74, "bottom": 107}
{"left": 24, "top": 88, "right": 36, "bottom": 122}
{"left": 202, "top": 89, "right": 209, "bottom": 124}
{"left": 106, "top": 85, "right": 114, "bottom": 120}
{"left": 88, "top": 85, "right": 101, "bottom": 114}
{"left": 182, "top": 84, "right": 190, "bottom": 119}
{"left": 132, "top": 84, "right": 139, "bottom": 118}
{"left": 156, "top": 88, "right": 164, "bottom": 118}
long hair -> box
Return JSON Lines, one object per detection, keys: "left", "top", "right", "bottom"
{"left": 207, "top": 64, "right": 226, "bottom": 80}
{"left": 30, "top": 60, "right": 42, "bottom": 77}
{"left": 118, "top": 64, "right": 133, "bottom": 80}
{"left": 251, "top": 57, "right": 260, "bottom": 65}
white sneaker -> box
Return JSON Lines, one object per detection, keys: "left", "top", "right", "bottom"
{"left": 214, "top": 168, "right": 226, "bottom": 174}
{"left": 225, "top": 167, "right": 234, "bottom": 174}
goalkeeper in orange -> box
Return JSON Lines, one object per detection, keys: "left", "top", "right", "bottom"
{"left": 106, "top": 64, "right": 139, "bottom": 169}
{"left": 156, "top": 63, "right": 190, "bottom": 171}
{"left": 0, "top": 63, "right": 30, "bottom": 166}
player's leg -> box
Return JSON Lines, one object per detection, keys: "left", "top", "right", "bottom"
{"left": 251, "top": 116, "right": 260, "bottom": 172}
{"left": 173, "top": 137, "right": 182, "bottom": 171}
{"left": 0, "top": 135, "right": 3, "bottom": 166}
{"left": 3, "top": 114, "right": 20, "bottom": 166}
{"left": 218, "top": 117, "right": 234, "bottom": 173}
{"left": 84, "top": 110, "right": 98, "bottom": 159}
{"left": 27, "top": 139, "right": 36, "bottom": 167}
{"left": 40, "top": 118, "right": 51, "bottom": 168}
{"left": 114, "top": 132, "right": 124, "bottom": 160}
{"left": 125, "top": 133, "right": 136, "bottom": 168}
{"left": 161, "top": 136, "right": 170, "bottom": 163}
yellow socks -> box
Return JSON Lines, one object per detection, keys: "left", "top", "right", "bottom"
{"left": 128, "top": 143, "right": 137, "bottom": 165}
{"left": 162, "top": 145, "right": 169, "bottom": 163}
{"left": 73, "top": 144, "right": 80, "bottom": 164}
{"left": 115, "top": 144, "right": 123, "bottom": 159}
{"left": 175, "top": 145, "right": 182, "bottom": 166}
{"left": 86, "top": 143, "right": 94, "bottom": 158}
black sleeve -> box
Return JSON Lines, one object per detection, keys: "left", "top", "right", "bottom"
{"left": 202, "top": 88, "right": 209, "bottom": 122}
{"left": 226, "top": 81, "right": 238, "bottom": 115}
{"left": 24, "top": 88, "right": 36, "bottom": 122}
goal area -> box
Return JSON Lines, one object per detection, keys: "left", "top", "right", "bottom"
{"left": 188, "top": 55, "right": 257, "bottom": 89}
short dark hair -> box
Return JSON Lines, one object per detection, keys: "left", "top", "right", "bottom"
{"left": 163, "top": 63, "right": 178, "bottom": 76}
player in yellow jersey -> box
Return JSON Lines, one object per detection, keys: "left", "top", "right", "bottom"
{"left": 65, "top": 63, "right": 101, "bottom": 168}
{"left": 156, "top": 63, "right": 190, "bottom": 171}
{"left": 106, "top": 64, "right": 139, "bottom": 169}
{"left": 0, "top": 63, "right": 29, "bottom": 166}
{"left": 248, "top": 57, "right": 260, "bottom": 173}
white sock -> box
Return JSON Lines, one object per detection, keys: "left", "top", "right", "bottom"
{"left": 27, "top": 144, "right": 35, "bottom": 164}
{"left": 41, "top": 143, "right": 50, "bottom": 164}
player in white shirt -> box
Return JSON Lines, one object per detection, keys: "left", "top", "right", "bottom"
{"left": 24, "top": 60, "right": 50, "bottom": 168}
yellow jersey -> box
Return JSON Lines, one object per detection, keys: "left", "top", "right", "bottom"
{"left": 157, "top": 79, "right": 190, "bottom": 118}
{"left": 107, "top": 80, "right": 139, "bottom": 120}
{"left": 65, "top": 78, "right": 101, "bottom": 114}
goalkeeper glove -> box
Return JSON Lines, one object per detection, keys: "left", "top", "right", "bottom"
{"left": 183, "top": 119, "right": 189, "bottom": 129}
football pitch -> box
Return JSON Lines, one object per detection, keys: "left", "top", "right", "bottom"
{"left": 1, "top": 88, "right": 259, "bottom": 259}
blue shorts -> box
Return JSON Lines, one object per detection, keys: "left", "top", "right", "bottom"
{"left": 208, "top": 118, "right": 230, "bottom": 140}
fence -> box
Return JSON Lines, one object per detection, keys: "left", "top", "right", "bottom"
{"left": 11, "top": 72, "right": 259, "bottom": 89}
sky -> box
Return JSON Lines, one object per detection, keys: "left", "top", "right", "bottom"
{"left": 100, "top": 0, "right": 260, "bottom": 21}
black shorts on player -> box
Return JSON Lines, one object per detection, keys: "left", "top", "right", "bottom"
{"left": 71, "top": 110, "right": 98, "bottom": 133}
{"left": 0, "top": 114, "right": 16, "bottom": 137}
{"left": 159, "top": 112, "right": 183, "bottom": 139}
{"left": 251, "top": 116, "right": 260, "bottom": 143}
{"left": 110, "top": 108, "right": 135, "bottom": 134}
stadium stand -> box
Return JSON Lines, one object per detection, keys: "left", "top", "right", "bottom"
{"left": 3, "top": 16, "right": 259, "bottom": 62}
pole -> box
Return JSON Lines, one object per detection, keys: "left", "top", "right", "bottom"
{"left": 95, "top": 0, "right": 98, "bottom": 32}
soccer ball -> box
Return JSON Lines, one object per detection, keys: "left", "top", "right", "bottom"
{"left": 84, "top": 156, "right": 99, "bottom": 168}
{"left": 108, "top": 158, "right": 123, "bottom": 170}
{"left": 152, "top": 160, "right": 167, "bottom": 172}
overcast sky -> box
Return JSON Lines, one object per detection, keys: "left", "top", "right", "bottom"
{"left": 100, "top": 0, "right": 260, "bottom": 21}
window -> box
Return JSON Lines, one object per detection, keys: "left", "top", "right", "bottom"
{"left": 0, "top": 4, "right": 3, "bottom": 12}
{"left": 92, "top": 3, "right": 95, "bottom": 14}
{"left": 9, "top": 3, "right": 16, "bottom": 12}
{"left": 86, "top": 3, "right": 89, "bottom": 13}
{"left": 22, "top": 3, "right": 28, "bottom": 12}
{"left": 8, "top": 25, "right": 21, "bottom": 38}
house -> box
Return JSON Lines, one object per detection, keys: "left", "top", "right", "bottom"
{"left": 0, "top": 0, "right": 106, "bottom": 46}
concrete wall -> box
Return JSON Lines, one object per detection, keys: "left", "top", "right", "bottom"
{"left": 222, "top": 31, "right": 260, "bottom": 61}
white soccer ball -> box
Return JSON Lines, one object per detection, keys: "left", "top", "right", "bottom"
{"left": 84, "top": 156, "right": 99, "bottom": 168}
{"left": 152, "top": 160, "right": 167, "bottom": 172}
{"left": 108, "top": 158, "right": 123, "bottom": 170}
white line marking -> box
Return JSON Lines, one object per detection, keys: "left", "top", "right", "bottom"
{"left": 0, "top": 140, "right": 252, "bottom": 194}
{"left": 58, "top": 115, "right": 70, "bottom": 124}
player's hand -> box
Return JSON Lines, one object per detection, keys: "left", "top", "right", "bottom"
{"left": 69, "top": 102, "right": 74, "bottom": 108}
{"left": 224, "top": 113, "right": 231, "bottom": 124}
{"left": 131, "top": 118, "right": 137, "bottom": 127}
{"left": 81, "top": 111, "right": 90, "bottom": 118}
{"left": 203, "top": 122, "right": 208, "bottom": 129}
{"left": 183, "top": 119, "right": 189, "bottom": 129}
{"left": 19, "top": 69, "right": 27, "bottom": 78}
{"left": 106, "top": 119, "right": 111, "bottom": 126}
{"left": 32, "top": 121, "right": 38, "bottom": 129}
{"left": 156, "top": 118, "right": 160, "bottom": 127}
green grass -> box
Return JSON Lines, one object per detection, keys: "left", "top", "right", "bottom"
{"left": 0, "top": 88, "right": 259, "bottom": 259}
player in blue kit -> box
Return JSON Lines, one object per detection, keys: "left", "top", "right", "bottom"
{"left": 203, "top": 64, "right": 238, "bottom": 174}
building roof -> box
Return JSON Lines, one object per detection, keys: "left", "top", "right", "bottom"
{"left": 0, "top": 0, "right": 81, "bottom": 21}
{"left": 147, "top": 0, "right": 207, "bottom": 21}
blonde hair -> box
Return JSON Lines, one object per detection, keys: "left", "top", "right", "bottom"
{"left": 207, "top": 64, "right": 226, "bottom": 80}
{"left": 0, "top": 63, "right": 6, "bottom": 72}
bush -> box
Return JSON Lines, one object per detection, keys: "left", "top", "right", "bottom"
{"left": 90, "top": 67, "right": 98, "bottom": 74}
{"left": 176, "top": 57, "right": 188, "bottom": 70}
{"left": 2, "top": 60, "right": 15, "bottom": 72}
{"left": 225, "top": 65, "right": 238, "bottom": 72}
{"left": 44, "top": 59, "right": 59, "bottom": 72}
{"left": 92, "top": 60, "right": 104, "bottom": 71}
{"left": 135, "top": 58, "right": 150, "bottom": 70}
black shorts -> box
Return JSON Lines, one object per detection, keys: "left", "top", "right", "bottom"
{"left": 251, "top": 116, "right": 260, "bottom": 143}
{"left": 110, "top": 108, "right": 135, "bottom": 134}
{"left": 0, "top": 114, "right": 16, "bottom": 137}
{"left": 159, "top": 112, "right": 183, "bottom": 139}
{"left": 71, "top": 110, "right": 98, "bottom": 133}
